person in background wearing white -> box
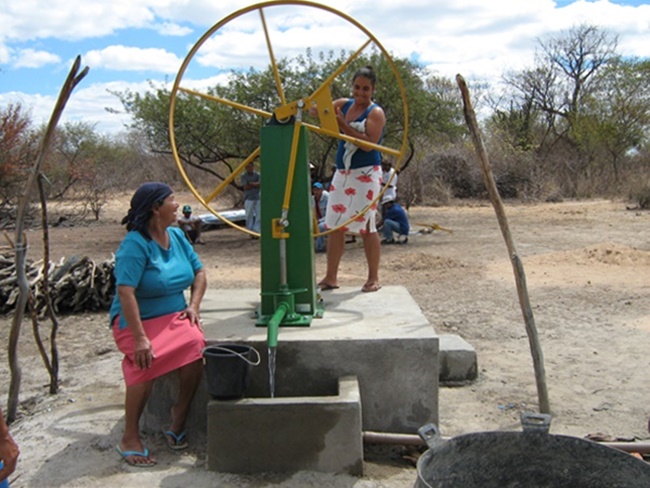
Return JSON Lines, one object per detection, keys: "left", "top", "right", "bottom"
{"left": 177, "top": 204, "right": 205, "bottom": 245}
{"left": 381, "top": 159, "right": 397, "bottom": 203}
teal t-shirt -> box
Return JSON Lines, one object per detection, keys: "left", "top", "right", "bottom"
{"left": 109, "top": 226, "right": 203, "bottom": 329}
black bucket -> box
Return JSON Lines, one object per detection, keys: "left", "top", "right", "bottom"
{"left": 202, "top": 344, "right": 260, "bottom": 399}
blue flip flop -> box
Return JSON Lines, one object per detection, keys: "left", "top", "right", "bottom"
{"left": 162, "top": 428, "right": 189, "bottom": 450}
{"left": 115, "top": 445, "right": 156, "bottom": 467}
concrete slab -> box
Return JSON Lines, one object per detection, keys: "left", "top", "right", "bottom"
{"left": 439, "top": 334, "right": 478, "bottom": 385}
{"left": 203, "top": 285, "right": 438, "bottom": 433}
{"left": 207, "top": 376, "right": 363, "bottom": 475}
{"left": 143, "top": 286, "right": 478, "bottom": 450}
{"left": 143, "top": 286, "right": 441, "bottom": 437}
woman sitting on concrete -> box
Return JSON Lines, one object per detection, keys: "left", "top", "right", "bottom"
{"left": 110, "top": 182, "right": 207, "bottom": 467}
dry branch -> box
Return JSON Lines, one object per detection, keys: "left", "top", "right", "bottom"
{"left": 0, "top": 253, "right": 115, "bottom": 316}
{"left": 7, "top": 55, "right": 89, "bottom": 422}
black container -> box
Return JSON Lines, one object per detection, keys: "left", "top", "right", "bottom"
{"left": 414, "top": 430, "right": 650, "bottom": 487}
{"left": 202, "top": 344, "right": 259, "bottom": 399}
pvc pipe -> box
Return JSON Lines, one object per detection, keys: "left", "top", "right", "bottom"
{"left": 599, "top": 442, "right": 650, "bottom": 454}
{"left": 363, "top": 431, "right": 650, "bottom": 456}
{"left": 363, "top": 431, "right": 427, "bottom": 446}
{"left": 267, "top": 302, "right": 288, "bottom": 348}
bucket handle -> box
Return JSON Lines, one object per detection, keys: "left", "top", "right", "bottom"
{"left": 204, "top": 345, "right": 261, "bottom": 366}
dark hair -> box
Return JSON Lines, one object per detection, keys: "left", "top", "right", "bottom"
{"left": 122, "top": 201, "right": 164, "bottom": 233}
{"left": 352, "top": 65, "right": 376, "bottom": 86}
{"left": 121, "top": 182, "right": 173, "bottom": 239}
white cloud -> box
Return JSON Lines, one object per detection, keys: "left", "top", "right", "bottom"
{"left": 0, "top": 78, "right": 166, "bottom": 133}
{"left": 2, "top": 0, "right": 155, "bottom": 41}
{"left": 14, "top": 49, "right": 61, "bottom": 68}
{"left": 84, "top": 45, "right": 182, "bottom": 73}
{"left": 1, "top": 0, "right": 649, "bottom": 135}
{"left": 0, "top": 44, "right": 10, "bottom": 64}
{"left": 155, "top": 22, "right": 193, "bottom": 37}
{"left": 62, "top": 80, "right": 148, "bottom": 132}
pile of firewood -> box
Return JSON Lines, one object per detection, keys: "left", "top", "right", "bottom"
{"left": 0, "top": 252, "right": 115, "bottom": 316}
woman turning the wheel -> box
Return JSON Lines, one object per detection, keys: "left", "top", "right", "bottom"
{"left": 110, "top": 182, "right": 207, "bottom": 467}
{"left": 311, "top": 65, "right": 386, "bottom": 293}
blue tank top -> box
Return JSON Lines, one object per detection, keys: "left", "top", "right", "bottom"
{"left": 335, "top": 100, "right": 383, "bottom": 170}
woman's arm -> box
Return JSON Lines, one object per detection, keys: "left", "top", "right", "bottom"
{"left": 181, "top": 268, "right": 207, "bottom": 328}
{"left": 117, "top": 285, "right": 154, "bottom": 370}
{"left": 311, "top": 97, "right": 385, "bottom": 149}
{"left": 336, "top": 105, "right": 386, "bottom": 146}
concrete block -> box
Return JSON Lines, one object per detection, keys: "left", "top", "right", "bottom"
{"left": 207, "top": 376, "right": 363, "bottom": 475}
{"left": 438, "top": 334, "right": 477, "bottom": 385}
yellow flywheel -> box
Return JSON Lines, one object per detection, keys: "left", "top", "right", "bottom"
{"left": 169, "top": 0, "right": 409, "bottom": 238}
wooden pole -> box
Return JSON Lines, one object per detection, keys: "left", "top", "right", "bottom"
{"left": 7, "top": 56, "right": 88, "bottom": 422}
{"left": 456, "top": 74, "right": 550, "bottom": 414}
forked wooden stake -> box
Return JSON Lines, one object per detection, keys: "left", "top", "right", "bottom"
{"left": 7, "top": 56, "right": 89, "bottom": 422}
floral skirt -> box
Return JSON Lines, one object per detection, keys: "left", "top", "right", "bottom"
{"left": 324, "top": 165, "right": 381, "bottom": 234}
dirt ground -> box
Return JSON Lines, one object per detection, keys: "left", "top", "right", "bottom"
{"left": 1, "top": 193, "right": 650, "bottom": 487}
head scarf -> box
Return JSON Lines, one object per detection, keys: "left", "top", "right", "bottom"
{"left": 121, "top": 182, "right": 173, "bottom": 238}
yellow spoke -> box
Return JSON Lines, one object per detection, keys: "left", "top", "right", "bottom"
{"left": 303, "top": 121, "right": 401, "bottom": 158}
{"left": 259, "top": 7, "right": 287, "bottom": 106}
{"left": 308, "top": 38, "right": 372, "bottom": 102}
{"left": 204, "top": 147, "right": 261, "bottom": 204}
{"left": 179, "top": 86, "right": 272, "bottom": 119}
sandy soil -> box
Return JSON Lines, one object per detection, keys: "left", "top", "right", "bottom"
{"left": 2, "top": 194, "right": 650, "bottom": 487}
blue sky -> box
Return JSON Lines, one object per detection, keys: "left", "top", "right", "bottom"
{"left": 1, "top": 0, "right": 649, "bottom": 134}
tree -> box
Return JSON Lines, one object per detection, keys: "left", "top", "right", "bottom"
{"left": 113, "top": 50, "right": 465, "bottom": 202}
{"left": 42, "top": 122, "right": 145, "bottom": 220}
{"left": 584, "top": 57, "right": 650, "bottom": 184}
{"left": 44, "top": 122, "right": 102, "bottom": 199}
{"left": 502, "top": 24, "right": 625, "bottom": 194}
{"left": 0, "top": 104, "right": 38, "bottom": 213}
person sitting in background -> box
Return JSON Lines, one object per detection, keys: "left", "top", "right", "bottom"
{"left": 177, "top": 205, "right": 204, "bottom": 245}
{"left": 312, "top": 182, "right": 329, "bottom": 253}
{"left": 110, "top": 182, "right": 207, "bottom": 467}
{"left": 0, "top": 407, "right": 19, "bottom": 485}
{"left": 381, "top": 197, "right": 410, "bottom": 244}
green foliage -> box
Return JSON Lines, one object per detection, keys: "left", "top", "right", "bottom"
{"left": 113, "top": 49, "right": 466, "bottom": 194}
{"left": 3, "top": 24, "right": 647, "bottom": 213}
{"left": 494, "top": 24, "right": 650, "bottom": 198}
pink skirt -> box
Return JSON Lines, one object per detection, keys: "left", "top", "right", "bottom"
{"left": 112, "top": 312, "right": 205, "bottom": 386}
{"left": 324, "top": 166, "right": 381, "bottom": 234}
